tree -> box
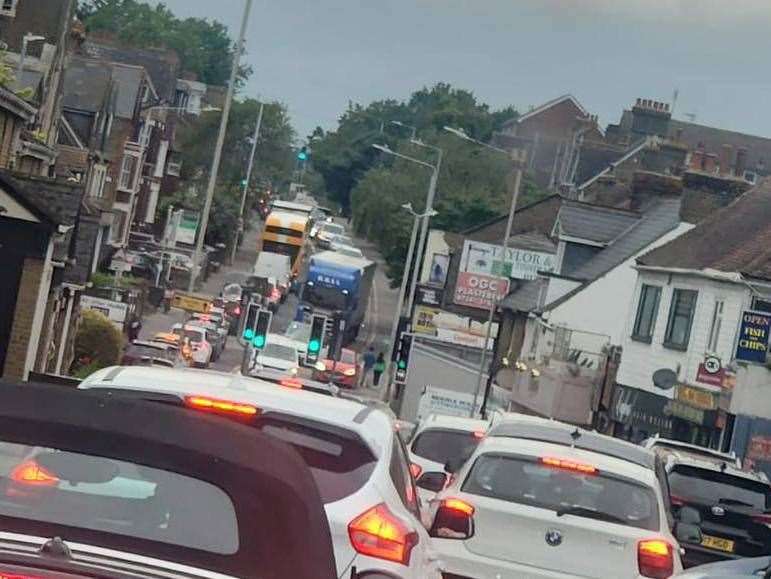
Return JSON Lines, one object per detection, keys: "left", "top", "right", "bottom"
{"left": 78, "top": 0, "right": 249, "bottom": 86}
{"left": 72, "top": 309, "right": 124, "bottom": 377}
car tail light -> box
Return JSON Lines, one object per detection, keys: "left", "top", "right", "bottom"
{"left": 751, "top": 513, "right": 771, "bottom": 529}
{"left": 430, "top": 498, "right": 475, "bottom": 540}
{"left": 280, "top": 378, "right": 303, "bottom": 389}
{"left": 343, "top": 368, "right": 357, "bottom": 377}
{"left": 234, "top": 306, "right": 241, "bottom": 316}
{"left": 409, "top": 463, "right": 422, "bottom": 479}
{"left": 348, "top": 503, "right": 418, "bottom": 565}
{"left": 185, "top": 396, "right": 259, "bottom": 416}
{"left": 472, "top": 430, "right": 485, "bottom": 439}
{"left": 271, "top": 289, "right": 281, "bottom": 299}
{"left": 540, "top": 456, "right": 598, "bottom": 475}
{"left": 669, "top": 495, "right": 685, "bottom": 507}
{"left": 10, "top": 460, "right": 59, "bottom": 486}
{"left": 0, "top": 573, "right": 44, "bottom": 579}
{"left": 638, "top": 539, "right": 673, "bottom": 579}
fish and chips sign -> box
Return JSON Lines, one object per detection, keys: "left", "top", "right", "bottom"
{"left": 735, "top": 311, "right": 771, "bottom": 364}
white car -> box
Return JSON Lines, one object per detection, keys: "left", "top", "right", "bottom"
{"left": 408, "top": 414, "right": 489, "bottom": 502}
{"left": 316, "top": 222, "right": 346, "bottom": 247}
{"left": 171, "top": 323, "right": 213, "bottom": 368}
{"left": 250, "top": 334, "right": 301, "bottom": 374}
{"left": 428, "top": 417, "right": 683, "bottom": 579}
{"left": 79, "top": 366, "right": 442, "bottom": 579}
{"left": 284, "top": 321, "right": 311, "bottom": 364}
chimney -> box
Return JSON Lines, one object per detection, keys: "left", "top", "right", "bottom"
{"left": 636, "top": 98, "right": 642, "bottom": 107}
{"left": 735, "top": 147, "right": 749, "bottom": 178}
{"left": 719, "top": 144, "right": 733, "bottom": 175}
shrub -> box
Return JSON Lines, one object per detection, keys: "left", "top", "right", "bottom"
{"left": 72, "top": 309, "right": 124, "bottom": 375}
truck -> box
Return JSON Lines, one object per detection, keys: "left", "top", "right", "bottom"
{"left": 300, "top": 250, "right": 375, "bottom": 345}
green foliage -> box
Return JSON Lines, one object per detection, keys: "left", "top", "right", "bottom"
{"left": 90, "top": 271, "right": 142, "bottom": 289}
{"left": 73, "top": 309, "right": 124, "bottom": 375}
{"left": 78, "top": 0, "right": 248, "bottom": 86}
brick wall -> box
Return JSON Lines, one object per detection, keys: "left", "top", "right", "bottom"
{"left": 3, "top": 257, "right": 44, "bottom": 380}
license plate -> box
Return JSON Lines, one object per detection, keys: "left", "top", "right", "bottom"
{"left": 701, "top": 534, "right": 735, "bottom": 553}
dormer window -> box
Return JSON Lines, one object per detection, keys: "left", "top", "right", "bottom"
{"left": 0, "top": 0, "right": 17, "bottom": 18}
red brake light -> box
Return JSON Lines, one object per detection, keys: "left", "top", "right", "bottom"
{"left": 752, "top": 513, "right": 771, "bottom": 528}
{"left": 185, "top": 396, "right": 259, "bottom": 416}
{"left": 409, "top": 463, "right": 422, "bottom": 479}
{"left": 670, "top": 495, "right": 685, "bottom": 507}
{"left": 280, "top": 378, "right": 303, "bottom": 389}
{"left": 348, "top": 503, "right": 418, "bottom": 565}
{"left": 10, "top": 460, "right": 59, "bottom": 486}
{"left": 638, "top": 539, "right": 673, "bottom": 579}
{"left": 442, "top": 498, "right": 475, "bottom": 516}
{"left": 540, "top": 456, "right": 598, "bottom": 475}
{"left": 472, "top": 430, "right": 485, "bottom": 439}
{"left": 234, "top": 306, "right": 241, "bottom": 316}
{"left": 0, "top": 574, "right": 44, "bottom": 579}
{"left": 430, "top": 497, "right": 475, "bottom": 539}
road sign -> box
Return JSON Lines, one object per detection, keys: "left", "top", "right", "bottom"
{"left": 171, "top": 293, "right": 212, "bottom": 313}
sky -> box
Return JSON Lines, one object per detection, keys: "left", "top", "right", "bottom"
{"left": 147, "top": 0, "right": 771, "bottom": 141}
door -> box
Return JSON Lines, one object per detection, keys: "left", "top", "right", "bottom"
{"left": 0, "top": 251, "right": 24, "bottom": 377}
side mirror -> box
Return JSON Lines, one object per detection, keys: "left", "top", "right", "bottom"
{"left": 679, "top": 505, "right": 702, "bottom": 525}
{"left": 444, "top": 457, "right": 465, "bottom": 475}
{"left": 674, "top": 522, "right": 702, "bottom": 545}
{"left": 416, "top": 472, "right": 447, "bottom": 493}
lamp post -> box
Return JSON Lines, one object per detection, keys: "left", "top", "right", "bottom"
{"left": 372, "top": 143, "right": 439, "bottom": 400}
{"left": 444, "top": 126, "right": 526, "bottom": 417}
{"left": 231, "top": 101, "right": 264, "bottom": 265}
{"left": 17, "top": 34, "right": 45, "bottom": 83}
{"left": 188, "top": 0, "right": 253, "bottom": 292}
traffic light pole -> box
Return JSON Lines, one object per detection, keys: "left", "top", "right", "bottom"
{"left": 231, "top": 102, "right": 264, "bottom": 266}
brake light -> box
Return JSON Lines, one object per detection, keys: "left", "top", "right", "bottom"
{"left": 0, "top": 573, "right": 44, "bottom": 579}
{"left": 409, "top": 463, "right": 422, "bottom": 479}
{"left": 234, "top": 306, "right": 241, "bottom": 316}
{"left": 670, "top": 495, "right": 685, "bottom": 507}
{"left": 348, "top": 503, "right": 418, "bottom": 565}
{"left": 638, "top": 539, "right": 673, "bottom": 579}
{"left": 430, "top": 498, "right": 475, "bottom": 539}
{"left": 280, "top": 378, "right": 303, "bottom": 389}
{"left": 751, "top": 513, "right": 771, "bottom": 529}
{"left": 185, "top": 396, "right": 259, "bottom": 416}
{"left": 540, "top": 456, "right": 598, "bottom": 475}
{"left": 271, "top": 289, "right": 281, "bottom": 299}
{"left": 10, "top": 460, "right": 59, "bottom": 486}
{"left": 472, "top": 430, "right": 485, "bottom": 439}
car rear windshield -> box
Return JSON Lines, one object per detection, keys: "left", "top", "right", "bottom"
{"left": 173, "top": 328, "right": 204, "bottom": 343}
{"left": 261, "top": 343, "right": 296, "bottom": 361}
{"left": 0, "top": 441, "right": 238, "bottom": 554}
{"left": 256, "top": 415, "right": 376, "bottom": 503}
{"left": 668, "top": 465, "right": 771, "bottom": 511}
{"left": 411, "top": 428, "right": 481, "bottom": 465}
{"left": 125, "top": 344, "right": 175, "bottom": 361}
{"left": 462, "top": 453, "right": 659, "bottom": 531}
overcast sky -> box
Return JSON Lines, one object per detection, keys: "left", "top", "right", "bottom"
{"left": 147, "top": 0, "right": 771, "bottom": 140}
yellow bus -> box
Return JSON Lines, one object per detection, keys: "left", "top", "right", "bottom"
{"left": 259, "top": 210, "right": 310, "bottom": 275}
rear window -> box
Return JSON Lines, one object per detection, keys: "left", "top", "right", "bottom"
{"left": 125, "top": 344, "right": 175, "bottom": 362}
{"left": 411, "top": 428, "right": 481, "bottom": 465}
{"left": 0, "top": 441, "right": 238, "bottom": 554}
{"left": 462, "top": 453, "right": 659, "bottom": 531}
{"left": 173, "top": 328, "right": 205, "bottom": 342}
{"left": 669, "top": 465, "right": 771, "bottom": 511}
{"left": 340, "top": 350, "right": 356, "bottom": 364}
{"left": 256, "top": 416, "right": 376, "bottom": 503}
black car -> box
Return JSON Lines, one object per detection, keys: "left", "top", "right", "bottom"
{"left": 0, "top": 382, "right": 337, "bottom": 579}
{"left": 665, "top": 454, "right": 771, "bottom": 567}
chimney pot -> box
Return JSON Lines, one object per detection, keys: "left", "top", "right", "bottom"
{"left": 719, "top": 144, "right": 733, "bottom": 176}
{"left": 636, "top": 98, "right": 642, "bottom": 106}
{"left": 665, "top": 103, "right": 670, "bottom": 112}
{"left": 735, "top": 147, "right": 749, "bottom": 178}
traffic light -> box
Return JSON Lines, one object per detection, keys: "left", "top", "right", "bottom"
{"left": 394, "top": 332, "right": 413, "bottom": 385}
{"left": 242, "top": 301, "right": 260, "bottom": 341}
{"left": 240, "top": 178, "right": 248, "bottom": 187}
{"left": 297, "top": 147, "right": 308, "bottom": 161}
{"left": 305, "top": 314, "right": 327, "bottom": 365}
{"left": 252, "top": 309, "right": 273, "bottom": 350}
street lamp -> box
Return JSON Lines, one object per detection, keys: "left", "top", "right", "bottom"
{"left": 389, "top": 120, "right": 417, "bottom": 140}
{"left": 17, "top": 34, "right": 45, "bottom": 82}
{"left": 373, "top": 143, "right": 440, "bottom": 400}
{"left": 231, "top": 101, "right": 264, "bottom": 265}
{"left": 444, "top": 125, "right": 526, "bottom": 418}
{"left": 188, "top": 0, "right": 254, "bottom": 292}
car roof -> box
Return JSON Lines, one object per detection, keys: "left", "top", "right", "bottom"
{"left": 265, "top": 334, "right": 299, "bottom": 349}
{"left": 129, "top": 340, "right": 172, "bottom": 351}
{"left": 80, "top": 366, "right": 393, "bottom": 453}
{"left": 644, "top": 437, "right": 741, "bottom": 465}
{"left": 0, "top": 382, "right": 336, "bottom": 579}
{"left": 419, "top": 413, "right": 489, "bottom": 433}
{"left": 666, "top": 454, "right": 770, "bottom": 482}
{"left": 488, "top": 418, "right": 657, "bottom": 470}
{"left": 476, "top": 436, "right": 658, "bottom": 483}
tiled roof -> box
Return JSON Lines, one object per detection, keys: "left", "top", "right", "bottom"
{"left": 62, "top": 57, "right": 113, "bottom": 113}
{"left": 638, "top": 178, "right": 771, "bottom": 280}
{"left": 500, "top": 278, "right": 548, "bottom": 313}
{"left": 555, "top": 201, "right": 640, "bottom": 244}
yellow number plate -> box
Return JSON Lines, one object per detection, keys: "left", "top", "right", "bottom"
{"left": 701, "top": 534, "right": 735, "bottom": 553}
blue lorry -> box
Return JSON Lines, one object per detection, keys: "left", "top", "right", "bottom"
{"left": 300, "top": 250, "right": 376, "bottom": 345}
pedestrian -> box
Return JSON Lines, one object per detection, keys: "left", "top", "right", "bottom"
{"left": 372, "top": 352, "right": 385, "bottom": 387}
{"left": 359, "top": 346, "right": 376, "bottom": 388}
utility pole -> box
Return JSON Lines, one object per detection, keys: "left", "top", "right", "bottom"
{"left": 188, "top": 0, "right": 253, "bottom": 292}
{"left": 231, "top": 102, "right": 263, "bottom": 265}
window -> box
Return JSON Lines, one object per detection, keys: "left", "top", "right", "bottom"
{"left": 752, "top": 297, "right": 771, "bottom": 314}
{"left": 664, "top": 289, "right": 698, "bottom": 350}
{"left": 707, "top": 299, "right": 724, "bottom": 353}
{"left": 668, "top": 465, "right": 771, "bottom": 511}
{"left": 119, "top": 154, "right": 139, "bottom": 191}
{"left": 390, "top": 437, "right": 420, "bottom": 517}
{"left": 88, "top": 164, "right": 107, "bottom": 199}
{"left": 411, "top": 428, "right": 482, "bottom": 465}
{"left": 632, "top": 284, "right": 662, "bottom": 343}
{"left": 0, "top": 0, "right": 17, "bottom": 17}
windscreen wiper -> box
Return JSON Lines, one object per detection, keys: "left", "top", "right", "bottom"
{"left": 556, "top": 505, "right": 627, "bottom": 525}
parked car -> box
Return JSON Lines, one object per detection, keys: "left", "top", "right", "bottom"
{"left": 407, "top": 414, "right": 489, "bottom": 502}
{"left": 79, "top": 366, "right": 442, "bottom": 578}
{"left": 171, "top": 324, "right": 213, "bottom": 368}
{"left": 312, "top": 347, "right": 361, "bottom": 388}
{"left": 427, "top": 417, "right": 684, "bottom": 578}
{"left": 120, "top": 339, "right": 180, "bottom": 368}
{"left": 664, "top": 453, "right": 771, "bottom": 567}
{"left": 0, "top": 381, "right": 337, "bottom": 579}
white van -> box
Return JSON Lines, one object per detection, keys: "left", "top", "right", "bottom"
{"left": 253, "top": 252, "right": 292, "bottom": 298}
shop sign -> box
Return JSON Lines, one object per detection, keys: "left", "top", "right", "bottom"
{"left": 80, "top": 295, "right": 128, "bottom": 329}
{"left": 735, "top": 311, "right": 771, "bottom": 364}
{"left": 666, "top": 400, "right": 705, "bottom": 425}
{"left": 413, "top": 306, "right": 442, "bottom": 335}
{"left": 677, "top": 385, "right": 717, "bottom": 410}
{"left": 696, "top": 363, "right": 725, "bottom": 387}
{"left": 412, "top": 306, "right": 496, "bottom": 350}
{"left": 610, "top": 385, "right": 674, "bottom": 433}
{"left": 454, "top": 272, "right": 509, "bottom": 310}
{"left": 459, "top": 240, "right": 557, "bottom": 280}
{"left": 415, "top": 285, "right": 443, "bottom": 307}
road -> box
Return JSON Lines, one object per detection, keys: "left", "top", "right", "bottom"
{"left": 140, "top": 216, "right": 398, "bottom": 381}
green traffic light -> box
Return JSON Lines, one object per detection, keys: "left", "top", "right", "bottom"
{"left": 243, "top": 328, "right": 255, "bottom": 340}
{"left": 308, "top": 339, "right": 321, "bottom": 353}
{"left": 253, "top": 335, "right": 266, "bottom": 348}
{"left": 397, "top": 360, "right": 407, "bottom": 370}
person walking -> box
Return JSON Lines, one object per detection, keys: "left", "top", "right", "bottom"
{"left": 372, "top": 352, "right": 386, "bottom": 387}
{"left": 359, "top": 346, "right": 376, "bottom": 388}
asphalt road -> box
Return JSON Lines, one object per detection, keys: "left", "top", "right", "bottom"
{"left": 140, "top": 217, "right": 398, "bottom": 377}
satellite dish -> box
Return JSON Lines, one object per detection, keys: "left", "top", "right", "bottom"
{"left": 652, "top": 368, "right": 678, "bottom": 391}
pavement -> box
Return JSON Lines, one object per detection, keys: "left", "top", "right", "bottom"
{"left": 139, "top": 216, "right": 399, "bottom": 394}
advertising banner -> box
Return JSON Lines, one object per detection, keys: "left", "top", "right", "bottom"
{"left": 735, "top": 311, "right": 771, "bottom": 364}
{"left": 175, "top": 210, "right": 199, "bottom": 245}
{"left": 453, "top": 271, "right": 509, "bottom": 310}
{"left": 80, "top": 295, "right": 129, "bottom": 329}
{"left": 416, "top": 385, "right": 508, "bottom": 422}
{"left": 413, "top": 305, "right": 496, "bottom": 349}
{"left": 459, "top": 239, "right": 556, "bottom": 280}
